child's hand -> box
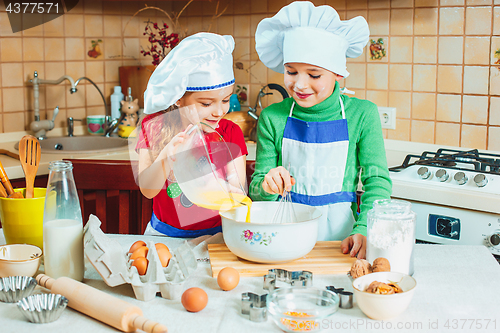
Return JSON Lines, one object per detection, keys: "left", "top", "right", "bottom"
{"left": 158, "top": 124, "right": 194, "bottom": 162}
{"left": 262, "top": 166, "right": 296, "bottom": 195}
{"left": 341, "top": 234, "right": 367, "bottom": 259}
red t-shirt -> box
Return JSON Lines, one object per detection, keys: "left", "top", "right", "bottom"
{"left": 136, "top": 116, "right": 248, "bottom": 231}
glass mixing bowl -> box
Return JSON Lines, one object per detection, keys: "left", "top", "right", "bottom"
{"left": 267, "top": 287, "right": 340, "bottom": 332}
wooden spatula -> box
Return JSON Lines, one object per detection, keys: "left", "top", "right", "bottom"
{"left": 19, "top": 135, "right": 41, "bottom": 199}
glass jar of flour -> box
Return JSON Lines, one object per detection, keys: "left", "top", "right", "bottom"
{"left": 366, "top": 199, "right": 416, "bottom": 275}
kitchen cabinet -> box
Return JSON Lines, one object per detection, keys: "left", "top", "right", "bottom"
{"left": 245, "top": 160, "right": 255, "bottom": 189}
{"left": 9, "top": 175, "right": 48, "bottom": 189}
{"left": 66, "top": 159, "right": 152, "bottom": 235}
{"left": 119, "top": 66, "right": 155, "bottom": 109}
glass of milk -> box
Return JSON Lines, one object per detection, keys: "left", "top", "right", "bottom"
{"left": 42, "top": 160, "right": 84, "bottom": 281}
{"left": 366, "top": 199, "right": 416, "bottom": 275}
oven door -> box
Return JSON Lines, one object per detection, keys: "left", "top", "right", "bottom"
{"left": 396, "top": 200, "right": 500, "bottom": 256}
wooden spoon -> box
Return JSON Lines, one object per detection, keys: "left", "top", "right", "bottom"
{"left": 0, "top": 182, "right": 7, "bottom": 198}
{"left": 18, "top": 135, "right": 41, "bottom": 199}
{"left": 0, "top": 160, "right": 17, "bottom": 197}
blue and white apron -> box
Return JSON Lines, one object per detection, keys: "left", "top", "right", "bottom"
{"left": 145, "top": 213, "right": 222, "bottom": 238}
{"left": 282, "top": 97, "right": 356, "bottom": 241}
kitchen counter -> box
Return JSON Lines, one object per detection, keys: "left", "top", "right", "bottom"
{"left": 1, "top": 230, "right": 500, "bottom": 333}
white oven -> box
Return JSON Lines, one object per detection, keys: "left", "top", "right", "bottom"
{"left": 388, "top": 148, "right": 500, "bottom": 259}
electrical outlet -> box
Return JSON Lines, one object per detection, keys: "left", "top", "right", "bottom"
{"left": 378, "top": 106, "right": 396, "bottom": 130}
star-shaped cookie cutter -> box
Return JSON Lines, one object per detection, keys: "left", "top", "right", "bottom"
{"left": 263, "top": 269, "right": 313, "bottom": 292}
{"left": 241, "top": 292, "right": 267, "bottom": 322}
{"left": 326, "top": 286, "right": 353, "bottom": 309}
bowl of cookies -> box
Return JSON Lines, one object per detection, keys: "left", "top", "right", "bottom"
{"left": 352, "top": 271, "right": 417, "bottom": 320}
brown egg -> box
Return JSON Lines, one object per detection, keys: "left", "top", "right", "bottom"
{"left": 181, "top": 288, "right": 208, "bottom": 312}
{"left": 130, "top": 246, "right": 148, "bottom": 260}
{"left": 217, "top": 267, "right": 240, "bottom": 291}
{"left": 155, "top": 243, "right": 169, "bottom": 252}
{"left": 156, "top": 247, "right": 172, "bottom": 268}
{"left": 132, "top": 257, "right": 148, "bottom": 275}
{"left": 129, "top": 240, "right": 146, "bottom": 254}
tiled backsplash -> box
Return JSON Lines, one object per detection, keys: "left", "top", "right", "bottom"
{"left": 0, "top": 0, "right": 499, "bottom": 150}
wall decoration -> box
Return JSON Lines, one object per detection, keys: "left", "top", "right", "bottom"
{"left": 236, "top": 84, "right": 249, "bottom": 106}
{"left": 88, "top": 39, "right": 102, "bottom": 58}
{"left": 495, "top": 48, "right": 500, "bottom": 71}
{"left": 370, "top": 38, "right": 386, "bottom": 61}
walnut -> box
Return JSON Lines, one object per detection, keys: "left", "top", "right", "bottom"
{"left": 365, "top": 281, "right": 403, "bottom": 294}
{"left": 350, "top": 259, "right": 372, "bottom": 279}
{"left": 372, "top": 257, "right": 391, "bottom": 272}
{"left": 387, "top": 282, "right": 403, "bottom": 293}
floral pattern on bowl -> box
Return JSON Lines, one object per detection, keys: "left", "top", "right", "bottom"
{"left": 241, "top": 230, "right": 277, "bottom": 246}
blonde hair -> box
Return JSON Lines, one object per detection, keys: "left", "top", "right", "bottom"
{"left": 137, "top": 104, "right": 183, "bottom": 163}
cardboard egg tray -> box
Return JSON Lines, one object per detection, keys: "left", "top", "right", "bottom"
{"left": 83, "top": 215, "right": 197, "bottom": 302}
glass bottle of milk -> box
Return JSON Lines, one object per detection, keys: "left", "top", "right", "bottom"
{"left": 42, "top": 160, "right": 84, "bottom": 281}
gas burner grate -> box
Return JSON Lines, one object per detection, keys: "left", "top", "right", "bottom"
{"left": 390, "top": 149, "right": 500, "bottom": 175}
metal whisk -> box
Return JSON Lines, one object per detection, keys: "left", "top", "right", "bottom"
{"left": 271, "top": 186, "right": 298, "bottom": 224}
{"left": 269, "top": 163, "right": 298, "bottom": 224}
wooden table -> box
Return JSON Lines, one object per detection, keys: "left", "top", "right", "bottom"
{"left": 1, "top": 230, "right": 500, "bottom": 333}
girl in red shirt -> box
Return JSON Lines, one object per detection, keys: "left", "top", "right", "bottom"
{"left": 136, "top": 33, "right": 247, "bottom": 237}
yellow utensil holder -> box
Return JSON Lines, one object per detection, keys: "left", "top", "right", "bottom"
{"left": 0, "top": 188, "right": 46, "bottom": 250}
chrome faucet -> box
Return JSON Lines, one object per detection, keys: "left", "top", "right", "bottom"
{"left": 29, "top": 71, "right": 76, "bottom": 139}
{"left": 74, "top": 77, "right": 119, "bottom": 137}
{"left": 29, "top": 71, "right": 120, "bottom": 138}
{"left": 67, "top": 117, "right": 83, "bottom": 137}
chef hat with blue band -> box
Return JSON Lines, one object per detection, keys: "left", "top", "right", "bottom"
{"left": 143, "top": 32, "right": 235, "bottom": 115}
{"left": 255, "top": 1, "right": 369, "bottom": 78}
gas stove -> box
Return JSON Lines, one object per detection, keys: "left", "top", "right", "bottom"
{"left": 388, "top": 148, "right": 500, "bottom": 258}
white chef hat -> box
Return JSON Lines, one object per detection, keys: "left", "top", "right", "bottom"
{"left": 143, "top": 32, "right": 235, "bottom": 115}
{"left": 255, "top": 1, "right": 369, "bottom": 78}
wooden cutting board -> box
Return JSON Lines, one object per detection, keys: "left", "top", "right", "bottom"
{"left": 208, "top": 241, "right": 356, "bottom": 277}
{"left": 0, "top": 149, "right": 19, "bottom": 160}
{"left": 119, "top": 66, "right": 155, "bottom": 108}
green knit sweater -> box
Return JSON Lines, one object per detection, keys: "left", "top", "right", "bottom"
{"left": 249, "top": 83, "right": 392, "bottom": 237}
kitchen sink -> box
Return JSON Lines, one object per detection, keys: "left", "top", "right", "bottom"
{"left": 14, "top": 136, "right": 129, "bottom": 154}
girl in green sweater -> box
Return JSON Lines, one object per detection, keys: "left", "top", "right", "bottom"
{"left": 251, "top": 1, "right": 392, "bottom": 258}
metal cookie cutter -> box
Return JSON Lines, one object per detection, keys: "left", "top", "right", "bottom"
{"left": 326, "top": 286, "right": 353, "bottom": 309}
{"left": 241, "top": 292, "right": 267, "bottom": 322}
{"left": 263, "top": 269, "right": 313, "bottom": 292}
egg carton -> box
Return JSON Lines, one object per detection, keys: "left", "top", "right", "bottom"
{"left": 83, "top": 215, "right": 197, "bottom": 301}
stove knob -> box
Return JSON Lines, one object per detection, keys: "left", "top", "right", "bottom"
{"left": 489, "top": 233, "right": 500, "bottom": 247}
{"left": 454, "top": 172, "right": 468, "bottom": 185}
{"left": 435, "top": 169, "right": 449, "bottom": 182}
{"left": 417, "top": 167, "right": 431, "bottom": 180}
{"left": 473, "top": 174, "right": 488, "bottom": 187}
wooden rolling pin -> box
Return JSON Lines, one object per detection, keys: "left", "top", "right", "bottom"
{"left": 36, "top": 274, "right": 168, "bottom": 333}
